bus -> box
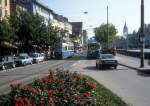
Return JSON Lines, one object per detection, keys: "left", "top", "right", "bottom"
{"left": 55, "top": 43, "right": 74, "bottom": 59}
{"left": 87, "top": 42, "right": 101, "bottom": 59}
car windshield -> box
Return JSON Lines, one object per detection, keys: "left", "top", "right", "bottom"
{"left": 19, "top": 56, "right": 26, "bottom": 59}
{"left": 0, "top": 57, "right": 3, "bottom": 62}
{"left": 30, "top": 54, "right": 38, "bottom": 57}
{"left": 101, "top": 54, "right": 114, "bottom": 59}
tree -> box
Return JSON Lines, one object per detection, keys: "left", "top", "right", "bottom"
{"left": 6, "top": 10, "right": 62, "bottom": 52}
{"left": 95, "top": 23, "right": 117, "bottom": 46}
{"left": 0, "top": 19, "right": 14, "bottom": 41}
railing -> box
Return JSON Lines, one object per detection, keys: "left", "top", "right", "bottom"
{"left": 117, "top": 49, "right": 150, "bottom": 59}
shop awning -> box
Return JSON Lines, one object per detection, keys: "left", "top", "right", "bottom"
{"left": 0, "top": 41, "right": 18, "bottom": 49}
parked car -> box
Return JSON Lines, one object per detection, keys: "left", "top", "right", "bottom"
{"left": 96, "top": 54, "right": 118, "bottom": 69}
{"left": 29, "top": 53, "right": 44, "bottom": 63}
{"left": 15, "top": 53, "right": 33, "bottom": 66}
{"left": 0, "top": 56, "right": 16, "bottom": 70}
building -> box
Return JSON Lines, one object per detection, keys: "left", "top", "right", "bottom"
{"left": 0, "top": 0, "right": 73, "bottom": 58}
{"left": 0, "top": 0, "right": 11, "bottom": 19}
{"left": 32, "top": 0, "right": 54, "bottom": 25}
{"left": 123, "top": 22, "right": 128, "bottom": 38}
{"left": 123, "top": 22, "right": 129, "bottom": 50}
{"left": 82, "top": 30, "right": 88, "bottom": 47}
{"left": 71, "top": 22, "right": 83, "bottom": 38}
{"left": 71, "top": 22, "right": 83, "bottom": 51}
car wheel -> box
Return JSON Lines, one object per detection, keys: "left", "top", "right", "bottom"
{"left": 12, "top": 63, "right": 16, "bottom": 68}
{"left": 23, "top": 62, "right": 26, "bottom": 66}
{"left": 2, "top": 65, "right": 5, "bottom": 70}
{"left": 99, "top": 64, "right": 102, "bottom": 70}
{"left": 96, "top": 63, "right": 98, "bottom": 69}
{"left": 114, "top": 66, "right": 117, "bottom": 69}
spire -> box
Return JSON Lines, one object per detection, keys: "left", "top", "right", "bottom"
{"left": 123, "top": 21, "right": 128, "bottom": 35}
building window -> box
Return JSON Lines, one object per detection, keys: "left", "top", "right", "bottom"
{"left": 5, "top": 0, "right": 7, "bottom": 6}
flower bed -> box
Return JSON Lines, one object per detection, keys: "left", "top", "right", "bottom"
{"left": 2, "top": 68, "right": 96, "bottom": 106}
{"left": 0, "top": 68, "right": 129, "bottom": 106}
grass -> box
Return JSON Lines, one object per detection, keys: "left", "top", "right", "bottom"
{"left": 85, "top": 76, "right": 130, "bottom": 106}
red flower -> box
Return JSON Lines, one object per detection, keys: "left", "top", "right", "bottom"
{"left": 14, "top": 98, "right": 23, "bottom": 106}
{"left": 48, "top": 98, "right": 54, "bottom": 105}
{"left": 48, "top": 89, "right": 54, "bottom": 96}
{"left": 40, "top": 103, "right": 44, "bottom": 106}
{"left": 23, "top": 98, "right": 29, "bottom": 105}
{"left": 88, "top": 82, "right": 96, "bottom": 89}
{"left": 32, "top": 104, "right": 37, "bottom": 106}
{"left": 74, "top": 96, "right": 81, "bottom": 101}
{"left": 64, "top": 95, "right": 69, "bottom": 100}
{"left": 27, "top": 88, "right": 38, "bottom": 95}
{"left": 83, "top": 92, "right": 91, "bottom": 97}
{"left": 18, "top": 82, "right": 24, "bottom": 89}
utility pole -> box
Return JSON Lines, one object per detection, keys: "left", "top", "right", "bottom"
{"left": 140, "top": 0, "right": 145, "bottom": 68}
{"left": 107, "top": 6, "right": 109, "bottom": 49}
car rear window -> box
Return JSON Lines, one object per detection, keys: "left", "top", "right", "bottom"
{"left": 101, "top": 54, "right": 114, "bottom": 59}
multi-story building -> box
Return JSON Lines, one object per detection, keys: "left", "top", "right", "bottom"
{"left": 32, "top": 0, "right": 54, "bottom": 25}
{"left": 0, "top": 0, "right": 73, "bottom": 58}
{"left": 71, "top": 22, "right": 83, "bottom": 50}
{"left": 82, "top": 30, "right": 88, "bottom": 47}
{"left": 0, "top": 0, "right": 11, "bottom": 19}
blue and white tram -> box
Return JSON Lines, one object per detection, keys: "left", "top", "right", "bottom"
{"left": 55, "top": 43, "right": 74, "bottom": 59}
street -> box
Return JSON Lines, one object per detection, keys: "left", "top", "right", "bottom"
{"left": 0, "top": 59, "right": 77, "bottom": 95}
{"left": 70, "top": 54, "right": 150, "bottom": 106}
{"left": 1, "top": 53, "right": 150, "bottom": 106}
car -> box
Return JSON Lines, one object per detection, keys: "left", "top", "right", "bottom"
{"left": 15, "top": 53, "right": 33, "bottom": 66}
{"left": 0, "top": 56, "right": 16, "bottom": 70}
{"left": 96, "top": 54, "right": 118, "bottom": 69}
{"left": 29, "top": 53, "right": 44, "bottom": 63}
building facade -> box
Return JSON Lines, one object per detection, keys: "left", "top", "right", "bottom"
{"left": 0, "top": 0, "right": 11, "bottom": 19}
{"left": 123, "top": 22, "right": 128, "bottom": 38}
{"left": 82, "top": 30, "right": 88, "bottom": 47}
{"left": 0, "top": 0, "right": 73, "bottom": 58}
{"left": 71, "top": 22, "right": 83, "bottom": 50}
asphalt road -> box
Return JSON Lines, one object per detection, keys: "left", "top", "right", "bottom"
{"left": 1, "top": 53, "right": 150, "bottom": 106}
{"left": 70, "top": 58, "right": 150, "bottom": 106}
{"left": 0, "top": 59, "right": 77, "bottom": 95}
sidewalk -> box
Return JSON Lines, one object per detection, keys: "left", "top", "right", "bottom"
{"left": 116, "top": 54, "right": 150, "bottom": 73}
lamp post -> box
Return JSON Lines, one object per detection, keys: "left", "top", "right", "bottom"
{"left": 107, "top": 6, "right": 109, "bottom": 49}
{"left": 140, "top": 0, "right": 145, "bottom": 68}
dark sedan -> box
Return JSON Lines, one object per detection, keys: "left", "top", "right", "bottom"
{"left": 96, "top": 54, "right": 118, "bottom": 69}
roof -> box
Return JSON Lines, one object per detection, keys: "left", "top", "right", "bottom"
{"left": 34, "top": 0, "right": 53, "bottom": 13}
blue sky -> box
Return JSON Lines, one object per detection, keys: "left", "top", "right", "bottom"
{"left": 40, "top": 0, "right": 150, "bottom": 38}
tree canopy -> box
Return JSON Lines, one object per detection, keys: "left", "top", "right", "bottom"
{"left": 6, "top": 10, "right": 60, "bottom": 52}
{"left": 95, "top": 23, "right": 117, "bottom": 46}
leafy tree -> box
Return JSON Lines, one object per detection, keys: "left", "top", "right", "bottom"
{"left": 95, "top": 24, "right": 117, "bottom": 46}
{"left": 5, "top": 10, "right": 62, "bottom": 52}
{"left": 8, "top": 13, "right": 20, "bottom": 42}
{"left": 0, "top": 19, "right": 14, "bottom": 41}
{"left": 31, "top": 14, "right": 46, "bottom": 47}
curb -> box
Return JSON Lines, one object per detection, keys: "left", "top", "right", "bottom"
{"left": 119, "top": 62, "right": 150, "bottom": 74}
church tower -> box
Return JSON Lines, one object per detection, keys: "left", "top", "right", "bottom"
{"left": 123, "top": 22, "right": 128, "bottom": 38}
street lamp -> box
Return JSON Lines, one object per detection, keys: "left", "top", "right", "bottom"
{"left": 107, "top": 6, "right": 109, "bottom": 49}
{"left": 140, "top": 0, "right": 145, "bottom": 68}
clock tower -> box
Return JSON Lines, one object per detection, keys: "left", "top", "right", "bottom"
{"left": 123, "top": 22, "right": 128, "bottom": 38}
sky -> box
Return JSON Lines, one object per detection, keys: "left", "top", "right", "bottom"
{"left": 40, "top": 0, "right": 150, "bottom": 38}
